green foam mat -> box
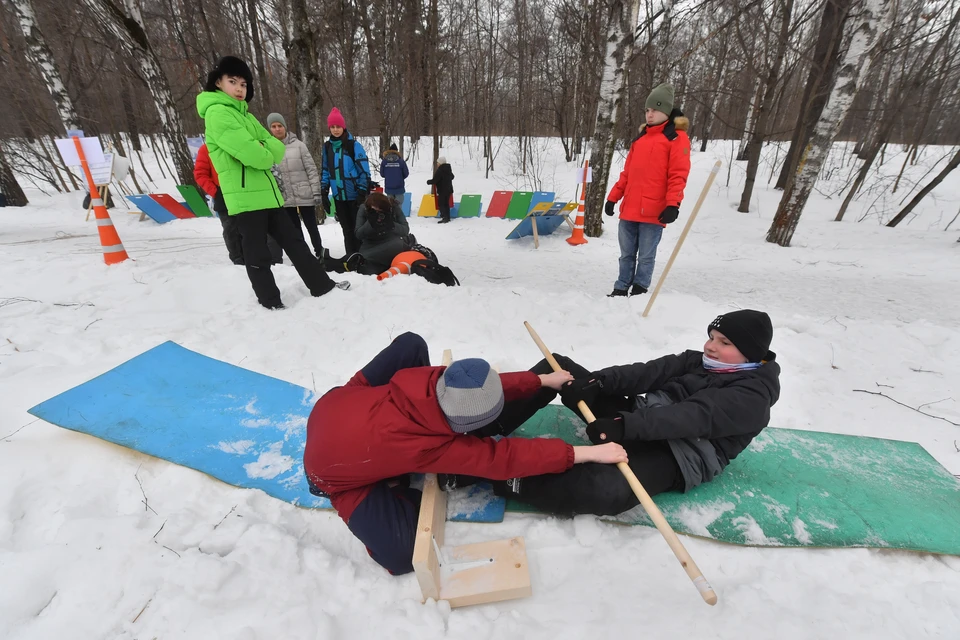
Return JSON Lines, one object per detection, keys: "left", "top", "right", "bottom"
{"left": 508, "top": 406, "right": 960, "bottom": 555}
{"left": 505, "top": 191, "right": 534, "bottom": 219}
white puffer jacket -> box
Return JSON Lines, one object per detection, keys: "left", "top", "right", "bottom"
{"left": 274, "top": 133, "right": 321, "bottom": 207}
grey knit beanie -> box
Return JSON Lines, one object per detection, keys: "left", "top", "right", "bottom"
{"left": 266, "top": 113, "right": 287, "bottom": 129}
{"left": 436, "top": 359, "right": 504, "bottom": 433}
{"left": 645, "top": 83, "right": 675, "bottom": 115}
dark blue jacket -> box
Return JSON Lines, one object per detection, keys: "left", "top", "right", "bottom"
{"left": 380, "top": 150, "right": 409, "bottom": 193}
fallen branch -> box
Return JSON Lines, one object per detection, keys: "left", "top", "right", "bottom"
{"left": 853, "top": 389, "right": 960, "bottom": 426}
{"left": 1, "top": 418, "right": 38, "bottom": 441}
{"left": 132, "top": 598, "right": 152, "bottom": 623}
{"left": 910, "top": 367, "right": 942, "bottom": 375}
{"left": 213, "top": 505, "right": 237, "bottom": 530}
{"left": 135, "top": 465, "right": 158, "bottom": 515}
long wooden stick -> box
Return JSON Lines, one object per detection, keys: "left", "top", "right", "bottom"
{"left": 523, "top": 321, "right": 718, "bottom": 606}
{"left": 642, "top": 161, "right": 722, "bottom": 318}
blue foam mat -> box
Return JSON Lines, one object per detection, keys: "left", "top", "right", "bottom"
{"left": 126, "top": 195, "right": 177, "bottom": 224}
{"left": 27, "top": 342, "right": 503, "bottom": 522}
{"left": 506, "top": 214, "right": 568, "bottom": 240}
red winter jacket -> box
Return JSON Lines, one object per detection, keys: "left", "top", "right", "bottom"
{"left": 305, "top": 366, "right": 575, "bottom": 522}
{"left": 193, "top": 144, "right": 219, "bottom": 197}
{"left": 608, "top": 116, "right": 691, "bottom": 226}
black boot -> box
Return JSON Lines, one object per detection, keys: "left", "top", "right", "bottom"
{"left": 437, "top": 217, "right": 450, "bottom": 224}
{"left": 630, "top": 284, "right": 648, "bottom": 296}
{"left": 607, "top": 288, "right": 628, "bottom": 297}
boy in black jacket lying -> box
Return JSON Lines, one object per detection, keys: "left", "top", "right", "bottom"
{"left": 442, "top": 309, "right": 780, "bottom": 516}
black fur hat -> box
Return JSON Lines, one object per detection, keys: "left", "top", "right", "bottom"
{"left": 205, "top": 56, "right": 255, "bottom": 103}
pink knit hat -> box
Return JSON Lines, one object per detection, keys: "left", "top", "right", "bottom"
{"left": 327, "top": 108, "right": 346, "bottom": 129}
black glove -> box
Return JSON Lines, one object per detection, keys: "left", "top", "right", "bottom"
{"left": 356, "top": 190, "right": 368, "bottom": 205}
{"left": 427, "top": 179, "right": 434, "bottom": 185}
{"left": 604, "top": 201, "right": 616, "bottom": 216}
{"left": 370, "top": 209, "right": 393, "bottom": 232}
{"left": 320, "top": 189, "right": 331, "bottom": 215}
{"left": 658, "top": 206, "right": 679, "bottom": 224}
{"left": 586, "top": 416, "right": 625, "bottom": 444}
{"left": 560, "top": 375, "right": 605, "bottom": 407}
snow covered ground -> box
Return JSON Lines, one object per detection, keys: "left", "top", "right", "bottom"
{"left": 1, "top": 136, "right": 959, "bottom": 639}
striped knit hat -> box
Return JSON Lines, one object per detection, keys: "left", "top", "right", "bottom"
{"left": 436, "top": 359, "right": 504, "bottom": 433}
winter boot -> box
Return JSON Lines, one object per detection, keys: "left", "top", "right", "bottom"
{"left": 438, "top": 474, "right": 481, "bottom": 492}
{"left": 437, "top": 217, "right": 450, "bottom": 224}
{"left": 630, "top": 284, "right": 648, "bottom": 296}
{"left": 335, "top": 281, "right": 351, "bottom": 291}
{"left": 607, "top": 288, "right": 628, "bottom": 298}
{"left": 345, "top": 252, "right": 365, "bottom": 272}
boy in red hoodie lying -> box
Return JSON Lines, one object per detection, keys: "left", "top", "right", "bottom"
{"left": 304, "top": 332, "right": 627, "bottom": 575}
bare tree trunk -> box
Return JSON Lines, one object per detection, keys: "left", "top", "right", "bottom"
{"left": 428, "top": 0, "right": 440, "bottom": 165}
{"left": 82, "top": 0, "right": 194, "bottom": 185}
{"left": 356, "top": 0, "right": 390, "bottom": 151}
{"left": 282, "top": 0, "right": 325, "bottom": 160}
{"left": 886, "top": 147, "right": 960, "bottom": 227}
{"left": 736, "top": 78, "right": 761, "bottom": 161}
{"left": 8, "top": 0, "right": 81, "bottom": 133}
{"left": 738, "top": 0, "right": 794, "bottom": 213}
{"left": 245, "top": 0, "right": 272, "bottom": 110}
{"left": 767, "top": 0, "right": 892, "bottom": 247}
{"left": 584, "top": 0, "right": 641, "bottom": 238}
{"left": 0, "top": 142, "right": 29, "bottom": 206}
{"left": 775, "top": 0, "right": 852, "bottom": 190}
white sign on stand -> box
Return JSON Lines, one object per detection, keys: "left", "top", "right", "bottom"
{"left": 575, "top": 167, "right": 593, "bottom": 183}
{"left": 89, "top": 153, "right": 115, "bottom": 186}
{"left": 54, "top": 136, "right": 106, "bottom": 166}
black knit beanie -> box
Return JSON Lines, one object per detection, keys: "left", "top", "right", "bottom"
{"left": 707, "top": 310, "right": 774, "bottom": 363}
{"left": 205, "top": 56, "right": 255, "bottom": 104}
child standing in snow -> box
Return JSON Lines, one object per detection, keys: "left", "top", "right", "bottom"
{"left": 319, "top": 108, "right": 370, "bottom": 257}
{"left": 303, "top": 332, "right": 628, "bottom": 575}
{"left": 196, "top": 57, "right": 345, "bottom": 309}
{"left": 442, "top": 310, "right": 781, "bottom": 518}
{"left": 605, "top": 83, "right": 691, "bottom": 297}
{"left": 427, "top": 157, "right": 454, "bottom": 223}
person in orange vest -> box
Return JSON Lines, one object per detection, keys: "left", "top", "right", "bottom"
{"left": 605, "top": 83, "right": 691, "bottom": 297}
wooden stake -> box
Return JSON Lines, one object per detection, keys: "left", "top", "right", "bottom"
{"left": 523, "top": 321, "right": 718, "bottom": 606}
{"left": 642, "top": 161, "right": 721, "bottom": 318}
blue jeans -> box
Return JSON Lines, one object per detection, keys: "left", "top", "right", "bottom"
{"left": 615, "top": 221, "right": 663, "bottom": 290}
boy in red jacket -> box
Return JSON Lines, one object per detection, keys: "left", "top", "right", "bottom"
{"left": 304, "top": 332, "right": 628, "bottom": 575}
{"left": 605, "top": 83, "right": 691, "bottom": 297}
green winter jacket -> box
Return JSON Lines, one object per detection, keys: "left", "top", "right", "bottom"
{"left": 196, "top": 91, "right": 285, "bottom": 215}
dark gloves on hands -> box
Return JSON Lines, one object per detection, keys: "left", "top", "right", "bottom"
{"left": 320, "top": 189, "right": 331, "bottom": 215}
{"left": 658, "top": 206, "right": 679, "bottom": 224}
{"left": 426, "top": 179, "right": 434, "bottom": 185}
{"left": 560, "top": 375, "right": 605, "bottom": 407}
{"left": 370, "top": 209, "right": 393, "bottom": 232}
{"left": 356, "top": 190, "right": 368, "bottom": 205}
{"left": 586, "top": 416, "right": 625, "bottom": 444}
{"left": 604, "top": 201, "right": 616, "bottom": 216}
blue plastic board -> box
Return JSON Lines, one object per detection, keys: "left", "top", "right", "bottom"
{"left": 505, "top": 214, "right": 569, "bottom": 240}
{"left": 126, "top": 195, "right": 177, "bottom": 224}
{"left": 401, "top": 192, "right": 412, "bottom": 217}
{"left": 528, "top": 191, "right": 555, "bottom": 213}
{"left": 27, "top": 342, "right": 503, "bottom": 523}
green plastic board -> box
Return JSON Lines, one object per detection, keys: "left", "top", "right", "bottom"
{"left": 458, "top": 195, "right": 482, "bottom": 218}
{"left": 506, "top": 405, "right": 960, "bottom": 555}
{"left": 177, "top": 185, "right": 212, "bottom": 217}
{"left": 505, "top": 191, "right": 534, "bottom": 220}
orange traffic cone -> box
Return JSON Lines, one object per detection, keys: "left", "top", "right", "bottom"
{"left": 377, "top": 251, "right": 425, "bottom": 281}
{"left": 567, "top": 160, "right": 589, "bottom": 246}
{"left": 72, "top": 136, "right": 129, "bottom": 264}
{"left": 91, "top": 200, "right": 129, "bottom": 264}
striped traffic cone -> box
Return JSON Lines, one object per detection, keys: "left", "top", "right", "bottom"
{"left": 377, "top": 251, "right": 425, "bottom": 281}
{"left": 567, "top": 160, "right": 589, "bottom": 246}
{"left": 91, "top": 198, "right": 129, "bottom": 264}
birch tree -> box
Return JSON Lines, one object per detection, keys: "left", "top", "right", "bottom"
{"left": 766, "top": 0, "right": 893, "bottom": 247}
{"left": 81, "top": 0, "right": 194, "bottom": 185}
{"left": 7, "top": 0, "right": 81, "bottom": 134}
{"left": 584, "top": 0, "right": 642, "bottom": 238}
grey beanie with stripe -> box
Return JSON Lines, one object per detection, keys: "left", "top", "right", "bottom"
{"left": 436, "top": 358, "right": 504, "bottom": 433}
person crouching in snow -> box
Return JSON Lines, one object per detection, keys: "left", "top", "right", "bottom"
{"left": 605, "top": 83, "right": 691, "bottom": 298}
{"left": 326, "top": 193, "right": 414, "bottom": 276}
{"left": 196, "top": 56, "right": 348, "bottom": 309}
{"left": 303, "top": 332, "right": 628, "bottom": 575}
{"left": 441, "top": 310, "right": 780, "bottom": 518}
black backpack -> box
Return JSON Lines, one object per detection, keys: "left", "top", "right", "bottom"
{"left": 410, "top": 259, "right": 460, "bottom": 286}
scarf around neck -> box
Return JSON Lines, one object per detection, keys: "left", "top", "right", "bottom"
{"left": 702, "top": 354, "right": 762, "bottom": 373}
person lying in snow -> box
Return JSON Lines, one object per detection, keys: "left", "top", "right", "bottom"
{"left": 441, "top": 310, "right": 781, "bottom": 517}
{"left": 303, "top": 332, "right": 628, "bottom": 575}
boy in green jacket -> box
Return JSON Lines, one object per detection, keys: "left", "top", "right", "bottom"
{"left": 196, "top": 57, "right": 347, "bottom": 309}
